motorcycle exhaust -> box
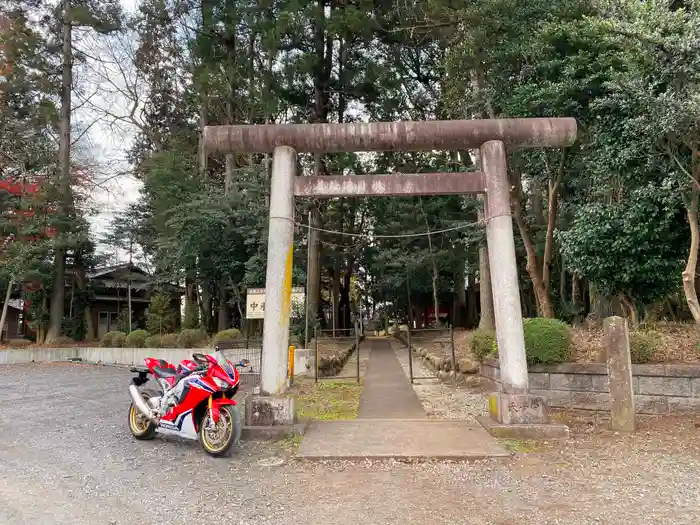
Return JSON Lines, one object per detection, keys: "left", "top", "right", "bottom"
{"left": 129, "top": 385, "right": 159, "bottom": 424}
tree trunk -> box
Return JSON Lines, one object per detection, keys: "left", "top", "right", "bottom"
{"left": 469, "top": 71, "right": 496, "bottom": 331}
{"left": 683, "top": 176, "right": 700, "bottom": 323}
{"left": 184, "top": 276, "right": 198, "bottom": 329}
{"left": 453, "top": 268, "right": 466, "bottom": 327}
{"left": 530, "top": 187, "right": 545, "bottom": 226}
{"left": 511, "top": 170, "right": 554, "bottom": 318}
{"left": 331, "top": 262, "right": 340, "bottom": 334}
{"left": 198, "top": 0, "right": 214, "bottom": 183}
{"left": 46, "top": 0, "right": 73, "bottom": 343}
{"left": 80, "top": 270, "right": 93, "bottom": 340}
{"left": 127, "top": 280, "right": 132, "bottom": 332}
{"left": 200, "top": 281, "right": 212, "bottom": 333}
{"left": 307, "top": 206, "right": 321, "bottom": 326}
{"left": 478, "top": 202, "right": 495, "bottom": 330}
{"left": 0, "top": 279, "right": 13, "bottom": 341}
{"left": 618, "top": 294, "right": 639, "bottom": 328}
{"left": 306, "top": 0, "right": 330, "bottom": 336}
{"left": 571, "top": 273, "right": 580, "bottom": 308}
{"left": 542, "top": 150, "right": 567, "bottom": 292}
{"left": 559, "top": 254, "right": 567, "bottom": 310}
{"left": 217, "top": 283, "right": 228, "bottom": 331}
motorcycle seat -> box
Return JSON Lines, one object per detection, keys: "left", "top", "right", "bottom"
{"left": 153, "top": 366, "right": 183, "bottom": 382}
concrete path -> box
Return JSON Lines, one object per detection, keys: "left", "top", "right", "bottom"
{"left": 358, "top": 338, "right": 426, "bottom": 419}
{"left": 298, "top": 419, "right": 509, "bottom": 460}
{"left": 299, "top": 338, "right": 508, "bottom": 460}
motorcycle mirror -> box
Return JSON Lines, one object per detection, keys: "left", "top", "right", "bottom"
{"left": 239, "top": 359, "right": 250, "bottom": 367}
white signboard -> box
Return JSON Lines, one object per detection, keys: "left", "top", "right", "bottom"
{"left": 246, "top": 287, "right": 306, "bottom": 319}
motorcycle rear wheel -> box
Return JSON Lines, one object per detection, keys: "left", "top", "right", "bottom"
{"left": 199, "top": 404, "right": 241, "bottom": 457}
{"left": 128, "top": 389, "right": 157, "bottom": 440}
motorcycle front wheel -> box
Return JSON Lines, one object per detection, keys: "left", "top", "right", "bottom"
{"left": 199, "top": 404, "right": 241, "bottom": 457}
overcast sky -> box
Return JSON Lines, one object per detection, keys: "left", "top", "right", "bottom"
{"left": 85, "top": 0, "right": 141, "bottom": 259}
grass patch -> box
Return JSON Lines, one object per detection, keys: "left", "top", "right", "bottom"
{"left": 291, "top": 379, "right": 363, "bottom": 421}
{"left": 279, "top": 433, "right": 303, "bottom": 452}
{"left": 499, "top": 438, "right": 545, "bottom": 454}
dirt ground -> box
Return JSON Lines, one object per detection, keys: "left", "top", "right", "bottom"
{"left": 1, "top": 362, "right": 699, "bottom": 525}
{"left": 411, "top": 323, "right": 700, "bottom": 364}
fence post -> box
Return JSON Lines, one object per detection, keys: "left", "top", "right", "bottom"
{"left": 604, "top": 316, "right": 636, "bottom": 432}
{"left": 407, "top": 323, "right": 414, "bottom": 384}
{"left": 258, "top": 338, "right": 263, "bottom": 390}
{"left": 287, "top": 345, "right": 295, "bottom": 386}
{"left": 314, "top": 326, "right": 319, "bottom": 383}
{"left": 355, "top": 319, "right": 360, "bottom": 383}
{"left": 450, "top": 324, "right": 457, "bottom": 386}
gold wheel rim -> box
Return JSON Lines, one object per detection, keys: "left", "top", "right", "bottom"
{"left": 130, "top": 404, "right": 150, "bottom": 433}
{"left": 201, "top": 409, "right": 233, "bottom": 453}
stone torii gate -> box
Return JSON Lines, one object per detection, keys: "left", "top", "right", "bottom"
{"left": 204, "top": 118, "right": 576, "bottom": 430}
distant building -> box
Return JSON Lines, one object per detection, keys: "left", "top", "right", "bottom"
{"left": 82, "top": 263, "right": 183, "bottom": 340}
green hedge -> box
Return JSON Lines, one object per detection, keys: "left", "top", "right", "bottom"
{"left": 144, "top": 335, "right": 162, "bottom": 348}
{"left": 469, "top": 329, "right": 497, "bottom": 361}
{"left": 212, "top": 328, "right": 242, "bottom": 347}
{"left": 522, "top": 318, "right": 572, "bottom": 365}
{"left": 176, "top": 329, "right": 208, "bottom": 349}
{"left": 489, "top": 318, "right": 572, "bottom": 365}
{"left": 160, "top": 333, "right": 178, "bottom": 348}
{"left": 101, "top": 331, "right": 127, "bottom": 348}
{"left": 126, "top": 330, "right": 149, "bottom": 348}
{"left": 629, "top": 330, "right": 661, "bottom": 364}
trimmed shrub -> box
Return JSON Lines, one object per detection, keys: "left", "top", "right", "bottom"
{"left": 8, "top": 338, "right": 31, "bottom": 348}
{"left": 111, "top": 331, "right": 127, "bottom": 348}
{"left": 144, "top": 335, "right": 162, "bottom": 348}
{"left": 212, "top": 328, "right": 242, "bottom": 347}
{"left": 100, "top": 331, "right": 124, "bottom": 348}
{"left": 160, "top": 333, "right": 178, "bottom": 348}
{"left": 522, "top": 317, "right": 572, "bottom": 365}
{"left": 126, "top": 329, "right": 149, "bottom": 348}
{"left": 469, "top": 329, "right": 497, "bottom": 360}
{"left": 177, "top": 328, "right": 208, "bottom": 349}
{"left": 629, "top": 330, "right": 661, "bottom": 364}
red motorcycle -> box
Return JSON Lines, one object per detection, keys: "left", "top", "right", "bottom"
{"left": 128, "top": 348, "right": 247, "bottom": 456}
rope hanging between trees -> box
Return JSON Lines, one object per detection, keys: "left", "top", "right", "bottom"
{"left": 291, "top": 219, "right": 484, "bottom": 239}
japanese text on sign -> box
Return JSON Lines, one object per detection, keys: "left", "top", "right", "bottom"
{"left": 246, "top": 287, "right": 305, "bottom": 319}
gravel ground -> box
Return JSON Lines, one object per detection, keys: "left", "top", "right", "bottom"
{"left": 1, "top": 362, "right": 700, "bottom": 525}
{"left": 391, "top": 338, "right": 489, "bottom": 419}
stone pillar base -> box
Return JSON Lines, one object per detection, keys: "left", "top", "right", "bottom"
{"left": 245, "top": 395, "right": 296, "bottom": 426}
{"left": 480, "top": 393, "right": 569, "bottom": 440}
{"left": 488, "top": 393, "right": 548, "bottom": 425}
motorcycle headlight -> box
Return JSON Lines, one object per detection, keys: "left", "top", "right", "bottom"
{"left": 213, "top": 377, "right": 231, "bottom": 389}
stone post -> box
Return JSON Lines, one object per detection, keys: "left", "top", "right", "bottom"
{"left": 480, "top": 140, "right": 528, "bottom": 394}
{"left": 604, "top": 316, "right": 636, "bottom": 432}
{"left": 260, "top": 146, "right": 297, "bottom": 395}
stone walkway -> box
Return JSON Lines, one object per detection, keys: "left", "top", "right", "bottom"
{"left": 298, "top": 338, "right": 507, "bottom": 460}
{"left": 358, "top": 338, "right": 426, "bottom": 419}
{"left": 390, "top": 338, "right": 490, "bottom": 420}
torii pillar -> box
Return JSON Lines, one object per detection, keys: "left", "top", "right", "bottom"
{"left": 205, "top": 118, "right": 576, "bottom": 435}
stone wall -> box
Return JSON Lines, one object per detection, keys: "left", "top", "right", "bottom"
{"left": 481, "top": 357, "right": 700, "bottom": 415}
{"left": 0, "top": 346, "right": 268, "bottom": 366}
{"left": 395, "top": 332, "right": 480, "bottom": 383}
{"left": 0, "top": 343, "right": 359, "bottom": 380}
{"left": 316, "top": 341, "right": 360, "bottom": 377}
